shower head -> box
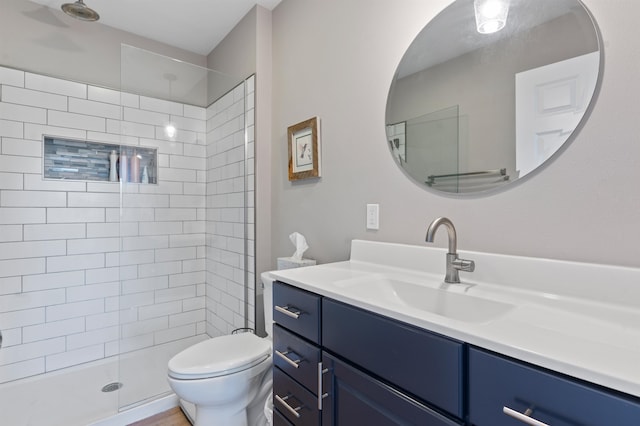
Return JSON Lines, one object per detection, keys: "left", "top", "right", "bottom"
{"left": 61, "top": 0, "right": 100, "bottom": 22}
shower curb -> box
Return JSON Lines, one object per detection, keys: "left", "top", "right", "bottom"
{"left": 88, "top": 393, "right": 179, "bottom": 426}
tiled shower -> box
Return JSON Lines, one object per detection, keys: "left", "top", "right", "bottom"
{"left": 0, "top": 47, "right": 255, "bottom": 424}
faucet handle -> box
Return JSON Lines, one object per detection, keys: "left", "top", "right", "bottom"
{"left": 452, "top": 257, "right": 475, "bottom": 272}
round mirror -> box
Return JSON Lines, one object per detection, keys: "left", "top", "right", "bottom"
{"left": 386, "top": 0, "right": 601, "bottom": 194}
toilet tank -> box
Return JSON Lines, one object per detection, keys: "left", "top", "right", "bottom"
{"left": 260, "top": 272, "right": 275, "bottom": 337}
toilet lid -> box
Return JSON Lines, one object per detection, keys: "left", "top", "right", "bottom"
{"left": 168, "top": 333, "right": 272, "bottom": 380}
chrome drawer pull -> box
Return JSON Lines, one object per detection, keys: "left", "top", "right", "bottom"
{"left": 503, "top": 406, "right": 549, "bottom": 426}
{"left": 317, "top": 362, "right": 329, "bottom": 410}
{"left": 275, "top": 305, "right": 301, "bottom": 319}
{"left": 275, "top": 349, "right": 302, "bottom": 369}
{"left": 275, "top": 394, "right": 302, "bottom": 418}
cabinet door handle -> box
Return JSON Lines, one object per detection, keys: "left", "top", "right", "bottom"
{"left": 317, "top": 362, "right": 329, "bottom": 410}
{"left": 275, "top": 394, "right": 302, "bottom": 418}
{"left": 275, "top": 305, "right": 301, "bottom": 319}
{"left": 503, "top": 406, "right": 549, "bottom": 426}
{"left": 275, "top": 349, "right": 302, "bottom": 369}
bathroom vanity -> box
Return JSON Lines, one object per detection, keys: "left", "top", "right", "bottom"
{"left": 270, "top": 240, "right": 640, "bottom": 425}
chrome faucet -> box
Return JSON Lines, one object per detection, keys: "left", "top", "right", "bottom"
{"left": 425, "top": 217, "right": 475, "bottom": 283}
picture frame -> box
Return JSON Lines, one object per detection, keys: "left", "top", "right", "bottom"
{"left": 288, "top": 117, "right": 321, "bottom": 181}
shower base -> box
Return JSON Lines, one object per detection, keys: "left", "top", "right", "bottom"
{"left": 0, "top": 336, "right": 204, "bottom": 426}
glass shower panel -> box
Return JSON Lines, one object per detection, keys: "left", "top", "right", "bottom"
{"left": 406, "top": 105, "right": 460, "bottom": 191}
{"left": 118, "top": 45, "right": 249, "bottom": 411}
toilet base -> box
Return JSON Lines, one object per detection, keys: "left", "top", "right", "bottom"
{"left": 180, "top": 396, "right": 271, "bottom": 426}
{"left": 247, "top": 371, "right": 272, "bottom": 426}
{"left": 179, "top": 393, "right": 271, "bottom": 426}
{"left": 179, "top": 399, "right": 195, "bottom": 424}
{"left": 193, "top": 404, "right": 248, "bottom": 426}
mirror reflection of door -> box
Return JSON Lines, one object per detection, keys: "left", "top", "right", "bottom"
{"left": 515, "top": 51, "right": 599, "bottom": 177}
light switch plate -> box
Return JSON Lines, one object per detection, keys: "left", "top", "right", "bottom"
{"left": 366, "top": 204, "right": 379, "bottom": 230}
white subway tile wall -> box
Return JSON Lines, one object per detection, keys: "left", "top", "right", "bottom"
{"left": 0, "top": 67, "right": 255, "bottom": 384}
{"left": 205, "top": 77, "right": 255, "bottom": 336}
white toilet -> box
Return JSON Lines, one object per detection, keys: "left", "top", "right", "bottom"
{"left": 167, "top": 272, "right": 276, "bottom": 426}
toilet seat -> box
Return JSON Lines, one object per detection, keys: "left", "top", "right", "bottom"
{"left": 168, "top": 333, "right": 271, "bottom": 380}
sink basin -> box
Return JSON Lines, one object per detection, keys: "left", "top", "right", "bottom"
{"left": 336, "top": 276, "right": 514, "bottom": 323}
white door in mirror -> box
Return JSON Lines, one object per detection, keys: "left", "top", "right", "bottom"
{"left": 516, "top": 51, "right": 599, "bottom": 177}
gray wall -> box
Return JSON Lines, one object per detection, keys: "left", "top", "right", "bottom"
{"left": 269, "top": 0, "right": 640, "bottom": 268}
{"left": 206, "top": 6, "right": 274, "bottom": 284}
{"left": 207, "top": 6, "right": 257, "bottom": 99}
{"left": 254, "top": 6, "right": 274, "bottom": 289}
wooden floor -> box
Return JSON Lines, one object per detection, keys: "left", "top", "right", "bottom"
{"left": 128, "top": 407, "right": 191, "bottom": 426}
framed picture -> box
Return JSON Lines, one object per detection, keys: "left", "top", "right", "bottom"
{"left": 288, "top": 117, "right": 321, "bottom": 181}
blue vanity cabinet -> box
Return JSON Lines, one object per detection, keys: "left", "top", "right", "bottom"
{"left": 274, "top": 280, "right": 640, "bottom": 426}
{"left": 322, "top": 299, "right": 465, "bottom": 420}
{"left": 273, "top": 282, "right": 322, "bottom": 426}
{"left": 468, "top": 347, "right": 640, "bottom": 426}
{"left": 273, "top": 281, "right": 466, "bottom": 425}
{"left": 321, "top": 352, "right": 462, "bottom": 426}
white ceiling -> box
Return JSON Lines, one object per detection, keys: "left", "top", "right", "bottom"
{"left": 29, "top": 0, "right": 282, "bottom": 55}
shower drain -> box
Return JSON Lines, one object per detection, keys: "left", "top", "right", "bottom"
{"left": 101, "top": 382, "right": 123, "bottom": 392}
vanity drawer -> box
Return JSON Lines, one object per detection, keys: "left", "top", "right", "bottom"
{"left": 274, "top": 367, "right": 320, "bottom": 426}
{"left": 274, "top": 324, "right": 321, "bottom": 393}
{"left": 469, "top": 347, "right": 640, "bottom": 426}
{"left": 322, "top": 299, "right": 465, "bottom": 419}
{"left": 273, "top": 281, "right": 321, "bottom": 344}
{"left": 274, "top": 408, "right": 294, "bottom": 426}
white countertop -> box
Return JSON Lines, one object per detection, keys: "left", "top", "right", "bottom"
{"left": 270, "top": 240, "right": 640, "bottom": 399}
